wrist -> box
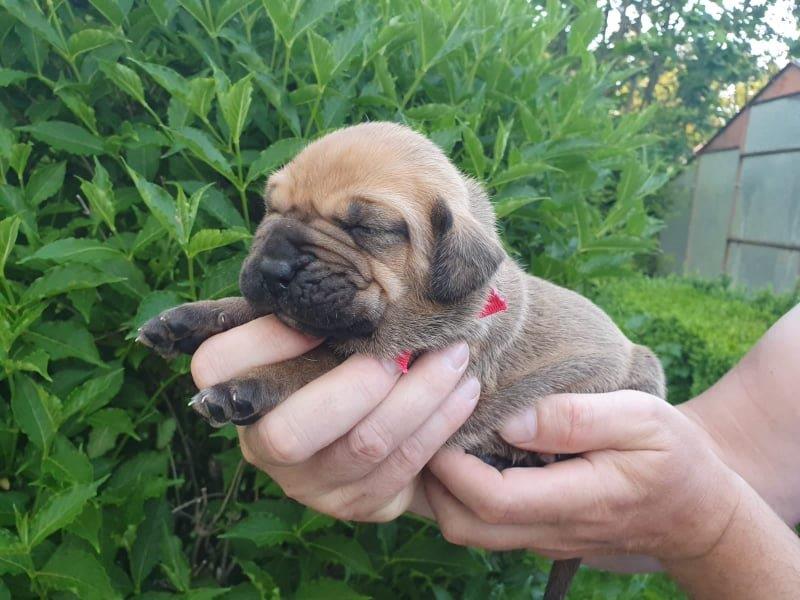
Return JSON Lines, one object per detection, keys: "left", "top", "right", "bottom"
{"left": 661, "top": 475, "right": 800, "bottom": 599}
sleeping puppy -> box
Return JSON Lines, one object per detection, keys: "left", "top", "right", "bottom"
{"left": 138, "top": 122, "right": 666, "bottom": 600}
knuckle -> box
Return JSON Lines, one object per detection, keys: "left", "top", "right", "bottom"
{"left": 348, "top": 419, "right": 393, "bottom": 464}
{"left": 440, "top": 521, "right": 467, "bottom": 546}
{"left": 475, "top": 491, "right": 510, "bottom": 525}
{"left": 260, "top": 415, "right": 307, "bottom": 465}
{"left": 561, "top": 395, "right": 591, "bottom": 448}
{"left": 394, "top": 434, "right": 427, "bottom": 473}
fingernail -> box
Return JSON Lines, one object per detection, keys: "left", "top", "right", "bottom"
{"left": 443, "top": 342, "right": 469, "bottom": 371}
{"left": 454, "top": 376, "right": 480, "bottom": 404}
{"left": 501, "top": 408, "right": 537, "bottom": 444}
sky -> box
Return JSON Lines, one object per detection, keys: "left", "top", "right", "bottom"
{"left": 601, "top": 0, "right": 798, "bottom": 67}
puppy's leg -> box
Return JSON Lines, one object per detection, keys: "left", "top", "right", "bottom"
{"left": 137, "top": 297, "right": 263, "bottom": 359}
{"left": 189, "top": 346, "right": 341, "bottom": 426}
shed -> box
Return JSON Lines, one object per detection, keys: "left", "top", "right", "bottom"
{"left": 660, "top": 60, "right": 800, "bottom": 293}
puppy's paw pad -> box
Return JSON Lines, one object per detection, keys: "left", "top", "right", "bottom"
{"left": 189, "top": 378, "right": 268, "bottom": 427}
{"left": 137, "top": 304, "right": 228, "bottom": 358}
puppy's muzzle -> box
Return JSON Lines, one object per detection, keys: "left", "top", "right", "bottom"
{"left": 239, "top": 220, "right": 375, "bottom": 338}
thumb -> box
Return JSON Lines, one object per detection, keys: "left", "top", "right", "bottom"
{"left": 500, "top": 391, "right": 667, "bottom": 454}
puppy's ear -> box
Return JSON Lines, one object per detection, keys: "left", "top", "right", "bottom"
{"left": 428, "top": 197, "right": 504, "bottom": 304}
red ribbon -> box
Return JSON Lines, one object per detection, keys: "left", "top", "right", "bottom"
{"left": 393, "top": 287, "right": 507, "bottom": 373}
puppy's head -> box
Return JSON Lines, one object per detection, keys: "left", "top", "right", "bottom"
{"left": 239, "top": 122, "right": 504, "bottom": 344}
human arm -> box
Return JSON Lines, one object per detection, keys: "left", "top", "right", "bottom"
{"left": 190, "top": 315, "right": 478, "bottom": 521}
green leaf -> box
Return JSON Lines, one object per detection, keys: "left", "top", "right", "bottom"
{"left": 25, "top": 161, "right": 65, "bottom": 206}
{"left": 261, "top": 0, "right": 293, "bottom": 43}
{"left": 172, "top": 127, "right": 235, "bottom": 180}
{"left": 11, "top": 374, "right": 61, "bottom": 451}
{"left": 309, "top": 534, "right": 376, "bottom": 577}
{"left": 175, "top": 183, "right": 211, "bottom": 246}
{"left": 65, "top": 502, "right": 101, "bottom": 553}
{"left": 99, "top": 61, "right": 147, "bottom": 105}
{"left": 220, "top": 513, "right": 292, "bottom": 546}
{"left": 132, "top": 59, "right": 187, "bottom": 99}
{"left": 218, "top": 75, "right": 252, "bottom": 145}
{"left": 24, "top": 320, "right": 103, "bottom": 366}
{"left": 0, "top": 0, "right": 68, "bottom": 54}
{"left": 89, "top": 0, "right": 126, "bottom": 26}
{"left": 215, "top": 0, "right": 254, "bottom": 30}
{"left": 43, "top": 436, "right": 93, "bottom": 484}
{"left": 491, "top": 161, "right": 561, "bottom": 187}
{"left": 237, "top": 559, "right": 277, "bottom": 598}
{"left": 0, "top": 528, "right": 33, "bottom": 576}
{"left": 494, "top": 196, "right": 545, "bottom": 219}
{"left": 21, "top": 264, "right": 125, "bottom": 303}
{"left": 63, "top": 367, "right": 125, "bottom": 419}
{"left": 125, "top": 165, "right": 178, "bottom": 238}
{"left": 307, "top": 31, "right": 335, "bottom": 87}
{"left": 492, "top": 118, "right": 512, "bottom": 172}
{"left": 9, "top": 142, "right": 31, "bottom": 180}
{"left": 4, "top": 348, "right": 50, "bottom": 380}
{"left": 55, "top": 89, "right": 97, "bottom": 133}
{"left": 177, "top": 0, "right": 213, "bottom": 33}
{"left": 186, "top": 77, "right": 216, "bottom": 120}
{"left": 130, "top": 501, "right": 169, "bottom": 592}
{"left": 296, "top": 579, "right": 369, "bottom": 600}
{"left": 23, "top": 238, "right": 123, "bottom": 265}
{"left": 393, "top": 536, "right": 485, "bottom": 573}
{"left": 68, "top": 29, "right": 118, "bottom": 58}
{"left": 246, "top": 137, "right": 305, "bottom": 183}
{"left": 160, "top": 523, "right": 190, "bottom": 592}
{"left": 80, "top": 158, "right": 117, "bottom": 232}
{"left": 39, "top": 544, "right": 120, "bottom": 599}
{"left": 30, "top": 481, "right": 101, "bottom": 547}
{"left": 0, "top": 216, "right": 20, "bottom": 277}
{"left": 199, "top": 187, "right": 246, "bottom": 228}
{"left": 19, "top": 121, "right": 104, "bottom": 156}
{"left": 0, "top": 69, "right": 30, "bottom": 87}
{"left": 87, "top": 408, "right": 140, "bottom": 458}
{"left": 461, "top": 126, "right": 485, "bottom": 178}
{"left": 186, "top": 228, "right": 251, "bottom": 258}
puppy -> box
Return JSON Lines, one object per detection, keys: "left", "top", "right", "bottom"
{"left": 138, "top": 122, "right": 666, "bottom": 600}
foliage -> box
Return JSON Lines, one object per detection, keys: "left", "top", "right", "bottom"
{"left": 0, "top": 0, "right": 669, "bottom": 598}
{"left": 593, "top": 275, "right": 798, "bottom": 403}
{"left": 594, "top": 0, "right": 799, "bottom": 161}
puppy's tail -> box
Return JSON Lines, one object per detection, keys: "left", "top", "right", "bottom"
{"left": 543, "top": 557, "right": 581, "bottom": 600}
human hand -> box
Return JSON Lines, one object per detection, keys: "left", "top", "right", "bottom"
{"left": 191, "top": 315, "right": 480, "bottom": 522}
{"left": 423, "top": 390, "right": 745, "bottom": 561}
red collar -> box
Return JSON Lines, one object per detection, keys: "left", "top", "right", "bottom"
{"left": 394, "top": 287, "right": 507, "bottom": 373}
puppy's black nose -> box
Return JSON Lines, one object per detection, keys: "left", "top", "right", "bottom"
{"left": 258, "top": 257, "right": 295, "bottom": 285}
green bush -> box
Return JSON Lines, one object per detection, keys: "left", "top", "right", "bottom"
{"left": 593, "top": 276, "right": 797, "bottom": 403}
{"left": 0, "top": 0, "right": 670, "bottom": 598}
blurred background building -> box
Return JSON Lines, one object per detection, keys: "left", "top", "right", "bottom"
{"left": 660, "top": 60, "right": 800, "bottom": 293}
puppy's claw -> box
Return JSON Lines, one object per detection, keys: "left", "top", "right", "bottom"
{"left": 188, "top": 379, "right": 268, "bottom": 427}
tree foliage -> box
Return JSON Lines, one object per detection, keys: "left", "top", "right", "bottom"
{"left": 595, "top": 0, "right": 798, "bottom": 159}
{"left": 0, "top": 0, "right": 675, "bottom": 597}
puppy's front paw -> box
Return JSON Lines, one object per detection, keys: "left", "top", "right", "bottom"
{"left": 137, "top": 302, "right": 230, "bottom": 359}
{"left": 189, "top": 377, "right": 275, "bottom": 427}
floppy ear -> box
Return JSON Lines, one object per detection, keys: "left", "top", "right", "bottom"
{"left": 428, "top": 197, "right": 504, "bottom": 304}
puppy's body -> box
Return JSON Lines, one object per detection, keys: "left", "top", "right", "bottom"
{"left": 138, "top": 122, "right": 665, "bottom": 598}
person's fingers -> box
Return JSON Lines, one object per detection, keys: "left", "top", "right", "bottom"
{"left": 321, "top": 343, "right": 472, "bottom": 481}
{"left": 191, "top": 315, "right": 321, "bottom": 388}
{"left": 239, "top": 354, "right": 401, "bottom": 467}
{"left": 326, "top": 375, "right": 480, "bottom": 519}
{"left": 423, "top": 472, "right": 586, "bottom": 557}
{"left": 499, "top": 391, "right": 670, "bottom": 454}
{"left": 427, "top": 447, "right": 632, "bottom": 525}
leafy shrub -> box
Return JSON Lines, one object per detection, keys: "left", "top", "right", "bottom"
{"left": 0, "top": 0, "right": 668, "bottom": 598}
{"left": 593, "top": 276, "right": 797, "bottom": 403}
